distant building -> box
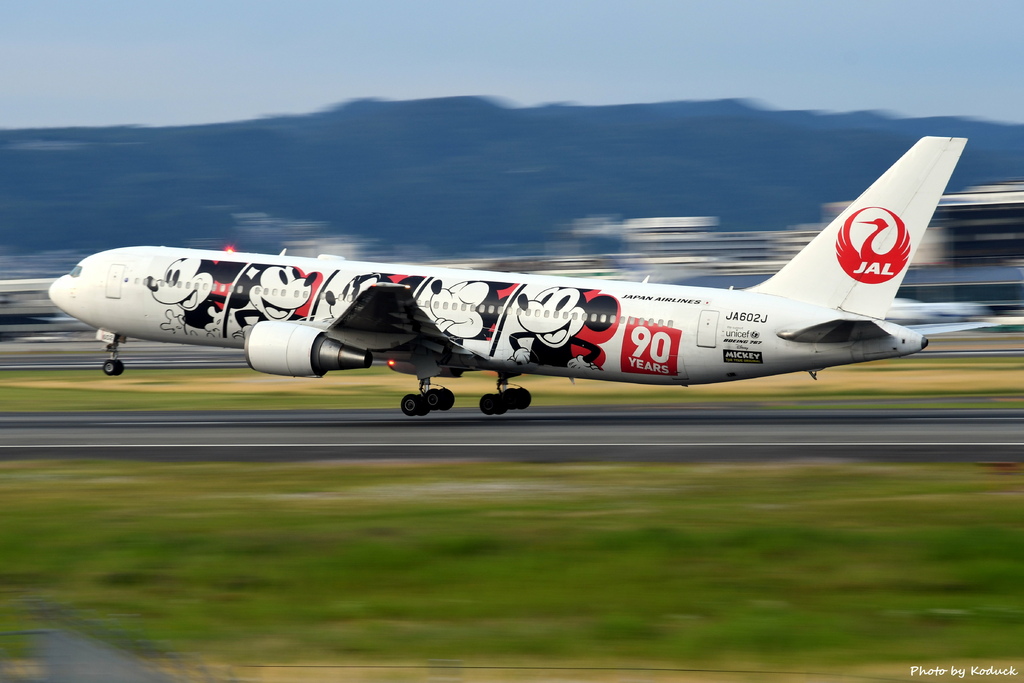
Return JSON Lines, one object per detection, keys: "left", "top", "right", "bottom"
{"left": 936, "top": 181, "right": 1024, "bottom": 266}
{"left": 0, "top": 278, "right": 88, "bottom": 338}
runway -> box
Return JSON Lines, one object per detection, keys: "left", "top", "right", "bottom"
{"left": 2, "top": 405, "right": 1022, "bottom": 462}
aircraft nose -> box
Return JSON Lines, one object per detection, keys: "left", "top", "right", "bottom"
{"left": 48, "top": 275, "right": 73, "bottom": 313}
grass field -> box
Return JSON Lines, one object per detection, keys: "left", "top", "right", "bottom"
{"left": 2, "top": 351, "right": 1023, "bottom": 680}
{"left": 2, "top": 460, "right": 1024, "bottom": 679}
{"left": 1, "top": 355, "right": 1024, "bottom": 411}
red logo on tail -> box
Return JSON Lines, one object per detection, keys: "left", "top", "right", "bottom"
{"left": 835, "top": 207, "right": 910, "bottom": 284}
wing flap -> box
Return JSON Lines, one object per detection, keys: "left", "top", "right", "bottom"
{"left": 324, "top": 282, "right": 473, "bottom": 355}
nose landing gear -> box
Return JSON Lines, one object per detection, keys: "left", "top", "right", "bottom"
{"left": 101, "top": 334, "right": 126, "bottom": 376}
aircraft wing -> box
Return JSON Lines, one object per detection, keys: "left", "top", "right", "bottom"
{"left": 324, "top": 282, "right": 470, "bottom": 355}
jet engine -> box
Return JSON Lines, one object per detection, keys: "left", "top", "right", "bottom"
{"left": 245, "top": 321, "right": 372, "bottom": 377}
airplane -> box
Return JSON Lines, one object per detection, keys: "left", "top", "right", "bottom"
{"left": 49, "top": 136, "right": 976, "bottom": 416}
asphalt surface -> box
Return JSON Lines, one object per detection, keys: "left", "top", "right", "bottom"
{"left": 2, "top": 337, "right": 1022, "bottom": 463}
{"left": 1, "top": 406, "right": 1021, "bottom": 462}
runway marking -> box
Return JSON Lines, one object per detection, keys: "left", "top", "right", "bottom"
{"left": 3, "top": 442, "right": 1024, "bottom": 449}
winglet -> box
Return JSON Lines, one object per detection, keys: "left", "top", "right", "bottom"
{"left": 750, "top": 137, "right": 967, "bottom": 319}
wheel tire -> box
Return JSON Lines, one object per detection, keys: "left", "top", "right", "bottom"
{"left": 401, "top": 393, "right": 424, "bottom": 417}
{"left": 508, "top": 387, "right": 531, "bottom": 410}
{"left": 416, "top": 396, "right": 431, "bottom": 416}
{"left": 479, "top": 394, "right": 496, "bottom": 415}
{"left": 103, "top": 359, "right": 124, "bottom": 376}
{"left": 424, "top": 389, "right": 443, "bottom": 411}
{"left": 438, "top": 388, "right": 455, "bottom": 411}
{"left": 490, "top": 395, "right": 508, "bottom": 415}
{"left": 502, "top": 389, "right": 520, "bottom": 410}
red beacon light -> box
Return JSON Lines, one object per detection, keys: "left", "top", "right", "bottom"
{"left": 224, "top": 245, "right": 236, "bottom": 253}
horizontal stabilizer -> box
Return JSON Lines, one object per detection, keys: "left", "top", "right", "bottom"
{"left": 908, "top": 321, "right": 999, "bottom": 335}
{"left": 778, "top": 319, "right": 890, "bottom": 344}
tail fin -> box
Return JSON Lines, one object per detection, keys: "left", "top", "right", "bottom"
{"left": 750, "top": 137, "right": 967, "bottom": 319}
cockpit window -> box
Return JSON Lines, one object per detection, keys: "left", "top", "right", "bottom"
{"left": 69, "top": 265, "right": 83, "bottom": 278}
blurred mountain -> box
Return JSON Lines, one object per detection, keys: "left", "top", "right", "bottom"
{"left": 1, "top": 97, "right": 1023, "bottom": 256}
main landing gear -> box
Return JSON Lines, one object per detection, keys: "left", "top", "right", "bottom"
{"left": 102, "top": 337, "right": 125, "bottom": 376}
{"left": 479, "top": 374, "right": 531, "bottom": 416}
{"left": 400, "top": 379, "right": 456, "bottom": 417}
{"left": 397, "top": 373, "right": 532, "bottom": 417}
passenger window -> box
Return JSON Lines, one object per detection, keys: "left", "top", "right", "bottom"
{"left": 488, "top": 305, "right": 495, "bottom": 314}
{"left": 237, "top": 286, "right": 244, "bottom": 294}
{"left": 658, "top": 319, "right": 663, "bottom": 326}
{"left": 544, "top": 310, "right": 550, "bottom": 318}
{"left": 443, "top": 302, "right": 449, "bottom": 310}
{"left": 668, "top": 320, "right": 674, "bottom": 327}
{"left": 600, "top": 314, "right": 607, "bottom": 323}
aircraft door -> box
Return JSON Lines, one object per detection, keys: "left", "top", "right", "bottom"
{"left": 696, "top": 310, "right": 719, "bottom": 348}
{"left": 105, "top": 264, "right": 126, "bottom": 299}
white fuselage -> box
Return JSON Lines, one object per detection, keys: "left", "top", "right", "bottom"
{"left": 49, "top": 246, "right": 925, "bottom": 386}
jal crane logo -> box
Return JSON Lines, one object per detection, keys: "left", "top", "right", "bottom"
{"left": 835, "top": 206, "right": 911, "bottom": 284}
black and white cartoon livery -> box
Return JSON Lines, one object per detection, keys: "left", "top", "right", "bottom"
{"left": 50, "top": 138, "right": 988, "bottom": 415}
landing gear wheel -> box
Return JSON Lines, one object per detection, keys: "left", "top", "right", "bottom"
{"left": 480, "top": 393, "right": 507, "bottom": 415}
{"left": 102, "top": 359, "right": 124, "bottom": 376}
{"left": 425, "top": 388, "right": 455, "bottom": 411}
{"left": 401, "top": 393, "right": 428, "bottom": 417}
{"left": 437, "top": 387, "right": 455, "bottom": 411}
{"left": 504, "top": 387, "right": 531, "bottom": 410}
{"left": 424, "top": 388, "right": 444, "bottom": 411}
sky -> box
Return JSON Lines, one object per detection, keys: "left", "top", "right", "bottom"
{"left": 3, "top": 0, "right": 1024, "bottom": 129}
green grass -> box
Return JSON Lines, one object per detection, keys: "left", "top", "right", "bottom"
{"left": 2, "top": 461, "right": 1024, "bottom": 671}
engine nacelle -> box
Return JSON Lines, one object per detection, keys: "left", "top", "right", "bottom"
{"left": 245, "top": 321, "right": 372, "bottom": 377}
